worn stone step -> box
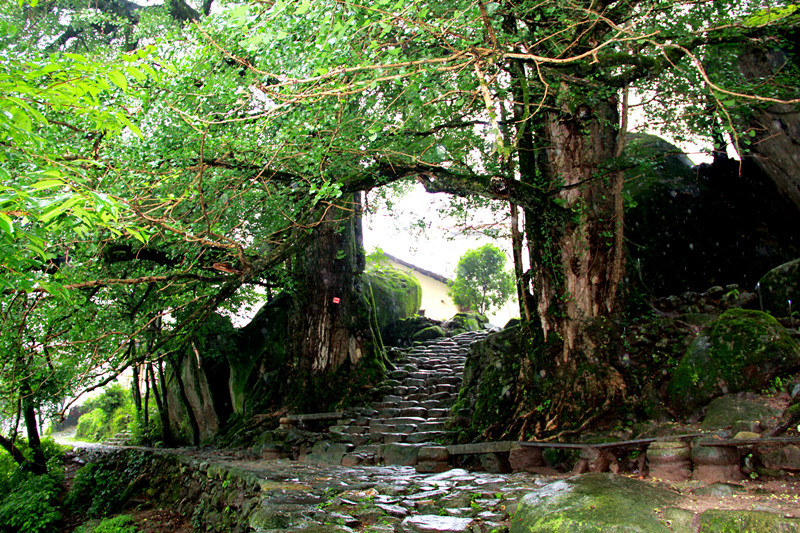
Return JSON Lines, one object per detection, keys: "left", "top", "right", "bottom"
{"left": 399, "top": 407, "right": 427, "bottom": 418}
{"left": 406, "top": 431, "right": 448, "bottom": 444}
{"left": 382, "top": 433, "right": 407, "bottom": 444}
{"left": 338, "top": 434, "right": 369, "bottom": 446}
{"left": 429, "top": 391, "right": 454, "bottom": 401}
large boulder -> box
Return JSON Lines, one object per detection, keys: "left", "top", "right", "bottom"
{"left": 444, "top": 312, "right": 489, "bottom": 335}
{"left": 624, "top": 133, "right": 800, "bottom": 296}
{"left": 700, "top": 395, "right": 782, "bottom": 431}
{"left": 365, "top": 265, "right": 422, "bottom": 335}
{"left": 757, "top": 258, "right": 800, "bottom": 317}
{"left": 510, "top": 473, "right": 679, "bottom": 532}
{"left": 668, "top": 309, "right": 800, "bottom": 415}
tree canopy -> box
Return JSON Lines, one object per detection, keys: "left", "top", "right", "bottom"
{"left": 0, "top": 0, "right": 798, "bottom": 464}
{"left": 450, "top": 244, "right": 514, "bottom": 315}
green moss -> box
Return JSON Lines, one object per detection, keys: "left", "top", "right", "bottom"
{"left": 365, "top": 266, "right": 422, "bottom": 334}
{"left": 412, "top": 325, "right": 446, "bottom": 341}
{"left": 446, "top": 312, "right": 489, "bottom": 333}
{"left": 510, "top": 473, "right": 679, "bottom": 533}
{"left": 669, "top": 309, "right": 800, "bottom": 414}
{"left": 698, "top": 509, "right": 800, "bottom": 532}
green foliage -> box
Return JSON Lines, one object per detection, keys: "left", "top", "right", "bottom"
{"left": 0, "top": 437, "right": 66, "bottom": 532}
{"left": 75, "top": 514, "right": 139, "bottom": 533}
{"left": 0, "top": 474, "right": 61, "bottom": 533}
{"left": 449, "top": 244, "right": 514, "bottom": 315}
{"left": 75, "top": 409, "right": 107, "bottom": 441}
{"left": 74, "top": 384, "right": 134, "bottom": 442}
{"left": 66, "top": 463, "right": 126, "bottom": 518}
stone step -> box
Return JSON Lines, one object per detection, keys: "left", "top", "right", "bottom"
{"left": 399, "top": 407, "right": 427, "bottom": 418}
{"left": 406, "top": 431, "right": 448, "bottom": 444}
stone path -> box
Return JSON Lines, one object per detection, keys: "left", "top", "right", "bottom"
{"left": 76, "top": 444, "right": 528, "bottom": 533}
{"left": 284, "top": 330, "right": 489, "bottom": 468}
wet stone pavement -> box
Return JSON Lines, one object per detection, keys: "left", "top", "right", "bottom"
{"left": 198, "top": 455, "right": 533, "bottom": 532}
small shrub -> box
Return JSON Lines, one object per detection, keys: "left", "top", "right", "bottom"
{"left": 75, "top": 514, "right": 139, "bottom": 533}
{"left": 0, "top": 474, "right": 62, "bottom": 533}
{"left": 75, "top": 408, "right": 107, "bottom": 441}
{"left": 66, "top": 463, "right": 126, "bottom": 517}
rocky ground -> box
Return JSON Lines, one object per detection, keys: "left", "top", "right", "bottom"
{"left": 55, "top": 326, "right": 800, "bottom": 532}
{"left": 60, "top": 426, "right": 800, "bottom": 533}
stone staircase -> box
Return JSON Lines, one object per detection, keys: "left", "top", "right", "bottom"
{"left": 103, "top": 429, "right": 132, "bottom": 446}
{"left": 282, "top": 329, "right": 489, "bottom": 466}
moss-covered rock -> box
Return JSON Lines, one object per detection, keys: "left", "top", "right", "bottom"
{"left": 383, "top": 315, "right": 445, "bottom": 347}
{"left": 365, "top": 266, "right": 422, "bottom": 335}
{"left": 668, "top": 309, "right": 800, "bottom": 415}
{"left": 510, "top": 473, "right": 680, "bottom": 532}
{"left": 697, "top": 509, "right": 800, "bottom": 532}
{"left": 444, "top": 312, "right": 489, "bottom": 335}
{"left": 412, "top": 325, "right": 446, "bottom": 342}
{"left": 700, "top": 395, "right": 782, "bottom": 431}
{"left": 624, "top": 133, "right": 800, "bottom": 296}
{"left": 757, "top": 258, "right": 800, "bottom": 318}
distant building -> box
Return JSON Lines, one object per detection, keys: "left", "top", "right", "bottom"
{"left": 381, "top": 253, "right": 460, "bottom": 320}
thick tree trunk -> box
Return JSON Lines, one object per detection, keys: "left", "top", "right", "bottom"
{"left": 21, "top": 385, "right": 47, "bottom": 474}
{"left": 148, "top": 362, "right": 175, "bottom": 446}
{"left": 529, "top": 101, "right": 625, "bottom": 363}
{"left": 286, "top": 193, "right": 384, "bottom": 409}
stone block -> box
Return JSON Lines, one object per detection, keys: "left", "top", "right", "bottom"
{"left": 406, "top": 431, "right": 445, "bottom": 444}
{"left": 509, "top": 447, "right": 544, "bottom": 472}
{"left": 382, "top": 443, "right": 424, "bottom": 466}
{"left": 480, "top": 452, "right": 511, "bottom": 473}
{"left": 692, "top": 445, "right": 742, "bottom": 483}
{"left": 418, "top": 446, "right": 450, "bottom": 462}
{"left": 399, "top": 515, "right": 474, "bottom": 532}
{"left": 416, "top": 461, "right": 451, "bottom": 474}
{"left": 647, "top": 441, "right": 691, "bottom": 481}
{"left": 760, "top": 444, "right": 800, "bottom": 471}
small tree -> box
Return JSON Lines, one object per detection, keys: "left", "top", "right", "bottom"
{"left": 449, "top": 245, "right": 514, "bottom": 315}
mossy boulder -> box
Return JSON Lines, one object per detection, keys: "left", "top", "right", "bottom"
{"left": 624, "top": 133, "right": 800, "bottom": 296}
{"left": 700, "top": 395, "right": 782, "bottom": 431}
{"left": 457, "top": 326, "right": 533, "bottom": 437}
{"left": 757, "top": 258, "right": 800, "bottom": 317}
{"left": 668, "top": 309, "right": 800, "bottom": 415}
{"left": 445, "top": 312, "right": 489, "bottom": 334}
{"left": 412, "top": 325, "right": 446, "bottom": 342}
{"left": 384, "top": 315, "right": 444, "bottom": 346}
{"left": 365, "top": 266, "right": 422, "bottom": 335}
{"left": 510, "top": 473, "right": 680, "bottom": 532}
{"left": 697, "top": 509, "right": 800, "bottom": 532}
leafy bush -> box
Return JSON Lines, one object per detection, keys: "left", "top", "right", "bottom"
{"left": 74, "top": 384, "right": 135, "bottom": 442}
{"left": 66, "top": 463, "right": 127, "bottom": 517}
{"left": 75, "top": 514, "right": 139, "bottom": 533}
{"left": 75, "top": 408, "right": 107, "bottom": 441}
{"left": 0, "top": 474, "right": 61, "bottom": 533}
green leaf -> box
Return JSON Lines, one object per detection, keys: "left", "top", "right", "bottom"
{"left": 107, "top": 70, "right": 128, "bottom": 91}
{"left": 39, "top": 195, "right": 82, "bottom": 223}
{"left": 0, "top": 213, "right": 14, "bottom": 235}
{"left": 114, "top": 112, "right": 143, "bottom": 139}
{"left": 30, "top": 179, "right": 65, "bottom": 190}
{"left": 295, "top": 0, "right": 311, "bottom": 15}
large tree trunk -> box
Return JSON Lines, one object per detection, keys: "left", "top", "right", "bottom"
{"left": 286, "top": 193, "right": 384, "bottom": 410}
{"left": 505, "top": 98, "right": 629, "bottom": 437}
{"left": 21, "top": 383, "right": 47, "bottom": 474}
{"left": 528, "top": 101, "right": 625, "bottom": 362}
